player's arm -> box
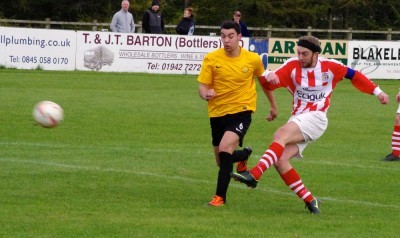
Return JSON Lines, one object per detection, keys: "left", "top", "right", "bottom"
{"left": 263, "top": 83, "right": 278, "bottom": 121}
{"left": 345, "top": 67, "right": 389, "bottom": 104}
{"left": 257, "top": 76, "right": 278, "bottom": 121}
{"left": 259, "top": 70, "right": 284, "bottom": 91}
{"left": 198, "top": 83, "right": 216, "bottom": 101}
{"left": 264, "top": 70, "right": 281, "bottom": 86}
{"left": 259, "top": 58, "right": 295, "bottom": 90}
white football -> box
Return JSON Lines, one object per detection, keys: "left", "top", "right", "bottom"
{"left": 33, "top": 101, "right": 64, "bottom": 128}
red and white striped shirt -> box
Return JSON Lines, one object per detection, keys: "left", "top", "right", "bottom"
{"left": 261, "top": 57, "right": 379, "bottom": 115}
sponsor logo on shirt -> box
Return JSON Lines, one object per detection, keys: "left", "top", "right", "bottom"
{"left": 296, "top": 90, "right": 326, "bottom": 102}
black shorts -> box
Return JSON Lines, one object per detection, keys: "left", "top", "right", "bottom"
{"left": 210, "top": 110, "right": 252, "bottom": 147}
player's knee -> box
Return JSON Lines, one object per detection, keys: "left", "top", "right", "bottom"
{"left": 273, "top": 130, "right": 291, "bottom": 145}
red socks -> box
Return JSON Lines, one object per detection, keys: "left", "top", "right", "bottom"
{"left": 248, "top": 142, "right": 314, "bottom": 204}
{"left": 392, "top": 125, "right": 400, "bottom": 157}
{"left": 250, "top": 142, "right": 284, "bottom": 180}
{"left": 280, "top": 168, "right": 314, "bottom": 203}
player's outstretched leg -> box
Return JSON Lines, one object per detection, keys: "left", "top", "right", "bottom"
{"left": 230, "top": 171, "right": 258, "bottom": 188}
{"left": 305, "top": 198, "right": 321, "bottom": 214}
{"left": 280, "top": 168, "right": 321, "bottom": 214}
{"left": 231, "top": 142, "right": 284, "bottom": 187}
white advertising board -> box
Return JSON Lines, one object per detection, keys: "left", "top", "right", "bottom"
{"left": 1, "top": 26, "right": 399, "bottom": 79}
{"left": 0, "top": 27, "right": 76, "bottom": 70}
{"left": 75, "top": 31, "right": 249, "bottom": 75}
{"left": 348, "top": 41, "right": 400, "bottom": 79}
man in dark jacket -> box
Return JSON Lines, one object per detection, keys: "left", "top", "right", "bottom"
{"left": 142, "top": 0, "right": 165, "bottom": 34}
{"left": 233, "top": 10, "right": 251, "bottom": 37}
{"left": 175, "top": 7, "right": 195, "bottom": 35}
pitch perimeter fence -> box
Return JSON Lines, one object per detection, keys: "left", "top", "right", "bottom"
{"left": 0, "top": 18, "right": 399, "bottom": 40}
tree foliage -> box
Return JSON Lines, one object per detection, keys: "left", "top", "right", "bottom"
{"left": 0, "top": 0, "right": 399, "bottom": 31}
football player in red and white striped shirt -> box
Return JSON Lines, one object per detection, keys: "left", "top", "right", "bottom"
{"left": 231, "top": 35, "right": 389, "bottom": 214}
{"left": 383, "top": 92, "right": 400, "bottom": 161}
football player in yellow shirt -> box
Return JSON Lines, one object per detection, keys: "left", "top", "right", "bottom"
{"left": 198, "top": 20, "right": 278, "bottom": 206}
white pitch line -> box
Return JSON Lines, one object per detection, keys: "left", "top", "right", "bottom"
{"left": 1, "top": 141, "right": 400, "bottom": 172}
{"left": 305, "top": 159, "right": 400, "bottom": 171}
{"left": 1, "top": 157, "right": 400, "bottom": 210}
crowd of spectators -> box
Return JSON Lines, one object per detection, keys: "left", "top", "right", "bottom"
{"left": 110, "top": 1, "right": 252, "bottom": 37}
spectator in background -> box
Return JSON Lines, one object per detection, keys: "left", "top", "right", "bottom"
{"left": 175, "top": 7, "right": 195, "bottom": 35}
{"left": 383, "top": 92, "right": 400, "bottom": 161}
{"left": 110, "top": 0, "right": 135, "bottom": 33}
{"left": 142, "top": 0, "right": 165, "bottom": 34}
{"left": 233, "top": 10, "right": 251, "bottom": 37}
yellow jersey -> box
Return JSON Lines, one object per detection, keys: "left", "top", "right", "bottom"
{"left": 197, "top": 47, "right": 264, "bottom": 117}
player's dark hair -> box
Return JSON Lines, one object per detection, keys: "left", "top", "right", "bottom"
{"left": 221, "top": 20, "right": 241, "bottom": 34}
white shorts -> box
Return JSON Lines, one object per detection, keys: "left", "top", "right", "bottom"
{"left": 397, "top": 104, "right": 400, "bottom": 114}
{"left": 288, "top": 111, "right": 328, "bottom": 158}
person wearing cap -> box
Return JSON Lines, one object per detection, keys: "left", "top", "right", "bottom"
{"left": 232, "top": 10, "right": 250, "bottom": 37}
{"left": 142, "top": 0, "right": 165, "bottom": 34}
{"left": 110, "top": 0, "right": 135, "bottom": 33}
{"left": 231, "top": 35, "right": 389, "bottom": 214}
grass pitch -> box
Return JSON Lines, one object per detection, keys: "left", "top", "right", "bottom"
{"left": 0, "top": 69, "right": 399, "bottom": 237}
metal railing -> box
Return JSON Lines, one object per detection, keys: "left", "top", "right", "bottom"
{"left": 1, "top": 18, "right": 399, "bottom": 40}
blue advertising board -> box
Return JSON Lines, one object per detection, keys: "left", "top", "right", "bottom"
{"left": 249, "top": 38, "right": 269, "bottom": 69}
